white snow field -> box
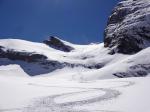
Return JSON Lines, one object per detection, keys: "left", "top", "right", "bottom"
{"left": 0, "top": 39, "right": 150, "bottom": 112}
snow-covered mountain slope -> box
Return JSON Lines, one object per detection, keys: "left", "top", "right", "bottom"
{"left": 0, "top": 38, "right": 108, "bottom": 76}
{"left": 104, "top": 0, "right": 150, "bottom": 54}
{"left": 0, "top": 38, "right": 150, "bottom": 79}
{"left": 0, "top": 48, "right": 150, "bottom": 112}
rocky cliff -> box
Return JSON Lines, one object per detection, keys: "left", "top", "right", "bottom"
{"left": 104, "top": 0, "right": 150, "bottom": 54}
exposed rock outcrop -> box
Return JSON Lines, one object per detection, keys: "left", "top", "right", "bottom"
{"left": 104, "top": 0, "right": 150, "bottom": 54}
{"left": 113, "top": 64, "right": 150, "bottom": 78}
{"left": 0, "top": 46, "right": 47, "bottom": 62}
{"left": 43, "top": 36, "right": 74, "bottom": 52}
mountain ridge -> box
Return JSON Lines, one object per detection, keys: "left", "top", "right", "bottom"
{"left": 0, "top": 37, "right": 149, "bottom": 79}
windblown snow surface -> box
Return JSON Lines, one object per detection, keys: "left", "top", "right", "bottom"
{"left": 0, "top": 39, "right": 150, "bottom": 112}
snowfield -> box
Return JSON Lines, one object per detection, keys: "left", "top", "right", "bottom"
{"left": 0, "top": 70, "right": 150, "bottom": 112}
{"left": 0, "top": 39, "right": 150, "bottom": 112}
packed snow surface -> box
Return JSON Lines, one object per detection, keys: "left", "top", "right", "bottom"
{"left": 0, "top": 69, "right": 150, "bottom": 112}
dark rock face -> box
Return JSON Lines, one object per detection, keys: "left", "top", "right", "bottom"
{"left": 64, "top": 63, "right": 104, "bottom": 70}
{"left": 113, "top": 64, "right": 150, "bottom": 78}
{"left": 0, "top": 46, "right": 47, "bottom": 62}
{"left": 43, "top": 36, "right": 74, "bottom": 52}
{"left": 104, "top": 0, "right": 150, "bottom": 54}
{"left": 0, "top": 46, "right": 64, "bottom": 76}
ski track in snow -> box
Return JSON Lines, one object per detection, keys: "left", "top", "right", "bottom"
{"left": 0, "top": 81, "right": 134, "bottom": 112}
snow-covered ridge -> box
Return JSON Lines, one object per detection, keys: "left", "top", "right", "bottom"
{"left": 0, "top": 38, "right": 108, "bottom": 76}
{"left": 0, "top": 38, "right": 150, "bottom": 79}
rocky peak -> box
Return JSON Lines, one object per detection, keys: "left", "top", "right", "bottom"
{"left": 43, "top": 36, "right": 74, "bottom": 52}
{"left": 104, "top": 0, "right": 150, "bottom": 54}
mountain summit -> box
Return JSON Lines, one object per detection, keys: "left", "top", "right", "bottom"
{"left": 104, "top": 0, "right": 150, "bottom": 54}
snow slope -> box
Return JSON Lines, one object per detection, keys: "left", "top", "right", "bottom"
{"left": 0, "top": 38, "right": 150, "bottom": 112}
{"left": 0, "top": 69, "right": 150, "bottom": 112}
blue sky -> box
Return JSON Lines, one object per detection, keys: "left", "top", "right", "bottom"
{"left": 0, "top": 0, "right": 120, "bottom": 44}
